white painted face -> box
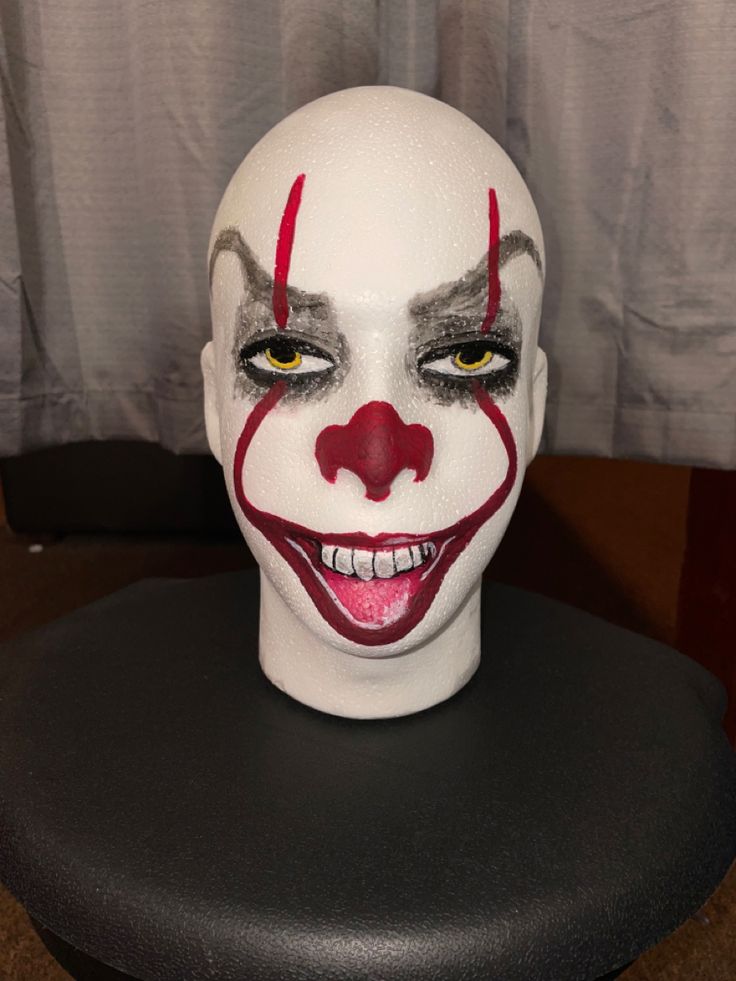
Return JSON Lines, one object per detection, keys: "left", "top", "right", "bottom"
{"left": 203, "top": 86, "right": 546, "bottom": 661}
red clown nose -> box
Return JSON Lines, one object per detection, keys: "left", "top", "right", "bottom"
{"left": 315, "top": 402, "right": 434, "bottom": 502}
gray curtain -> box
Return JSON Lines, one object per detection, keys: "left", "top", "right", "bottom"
{"left": 1, "top": 0, "right": 734, "bottom": 466}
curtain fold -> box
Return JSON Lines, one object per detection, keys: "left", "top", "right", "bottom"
{"left": 1, "top": 0, "right": 734, "bottom": 466}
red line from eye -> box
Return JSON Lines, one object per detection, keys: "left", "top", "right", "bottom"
{"left": 273, "top": 173, "right": 306, "bottom": 329}
{"left": 480, "top": 187, "right": 501, "bottom": 334}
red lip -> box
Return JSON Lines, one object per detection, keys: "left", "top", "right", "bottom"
{"left": 233, "top": 381, "right": 518, "bottom": 646}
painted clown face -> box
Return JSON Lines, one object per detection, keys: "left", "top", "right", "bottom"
{"left": 203, "top": 87, "right": 546, "bottom": 674}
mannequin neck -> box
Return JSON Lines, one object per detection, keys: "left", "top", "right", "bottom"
{"left": 257, "top": 572, "right": 482, "bottom": 719}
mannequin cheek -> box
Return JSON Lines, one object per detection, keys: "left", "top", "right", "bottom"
{"left": 201, "top": 342, "right": 222, "bottom": 465}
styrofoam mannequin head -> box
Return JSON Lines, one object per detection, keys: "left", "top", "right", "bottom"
{"left": 203, "top": 86, "right": 546, "bottom": 719}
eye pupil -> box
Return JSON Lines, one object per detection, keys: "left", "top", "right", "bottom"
{"left": 453, "top": 343, "right": 492, "bottom": 371}
{"left": 265, "top": 338, "right": 302, "bottom": 370}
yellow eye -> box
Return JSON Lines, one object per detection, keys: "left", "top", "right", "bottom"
{"left": 265, "top": 346, "right": 302, "bottom": 370}
{"left": 453, "top": 348, "right": 492, "bottom": 371}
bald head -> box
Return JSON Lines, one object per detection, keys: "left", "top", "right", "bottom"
{"left": 209, "top": 87, "right": 544, "bottom": 312}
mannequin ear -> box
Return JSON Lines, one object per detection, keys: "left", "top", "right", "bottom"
{"left": 201, "top": 341, "right": 223, "bottom": 465}
{"left": 527, "top": 347, "right": 548, "bottom": 464}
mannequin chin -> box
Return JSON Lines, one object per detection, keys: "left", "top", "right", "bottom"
{"left": 204, "top": 86, "right": 546, "bottom": 719}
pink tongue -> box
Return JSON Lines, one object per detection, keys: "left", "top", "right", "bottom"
{"left": 322, "top": 566, "right": 426, "bottom": 626}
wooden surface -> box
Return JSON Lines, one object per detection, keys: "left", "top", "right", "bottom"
{"left": 677, "top": 468, "right": 736, "bottom": 742}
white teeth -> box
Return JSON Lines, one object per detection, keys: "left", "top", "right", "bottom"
{"left": 394, "top": 547, "right": 413, "bottom": 573}
{"left": 334, "top": 547, "right": 354, "bottom": 576}
{"left": 352, "top": 549, "right": 375, "bottom": 581}
{"left": 373, "top": 550, "right": 396, "bottom": 579}
{"left": 321, "top": 544, "right": 336, "bottom": 569}
{"left": 318, "top": 541, "right": 436, "bottom": 580}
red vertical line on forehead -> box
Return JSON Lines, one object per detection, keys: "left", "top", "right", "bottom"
{"left": 480, "top": 187, "right": 501, "bottom": 334}
{"left": 273, "top": 173, "right": 307, "bottom": 329}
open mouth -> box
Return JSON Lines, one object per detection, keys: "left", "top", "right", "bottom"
{"left": 286, "top": 533, "right": 447, "bottom": 635}
{"left": 314, "top": 540, "right": 440, "bottom": 626}
{"left": 251, "top": 522, "right": 464, "bottom": 645}
{"left": 233, "top": 381, "right": 517, "bottom": 646}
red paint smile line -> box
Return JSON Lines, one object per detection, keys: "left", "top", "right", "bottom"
{"left": 232, "top": 381, "right": 518, "bottom": 645}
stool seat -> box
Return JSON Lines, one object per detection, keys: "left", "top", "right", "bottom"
{"left": 0, "top": 571, "right": 734, "bottom": 981}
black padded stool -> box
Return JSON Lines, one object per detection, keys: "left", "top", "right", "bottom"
{"left": 0, "top": 571, "right": 734, "bottom": 981}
